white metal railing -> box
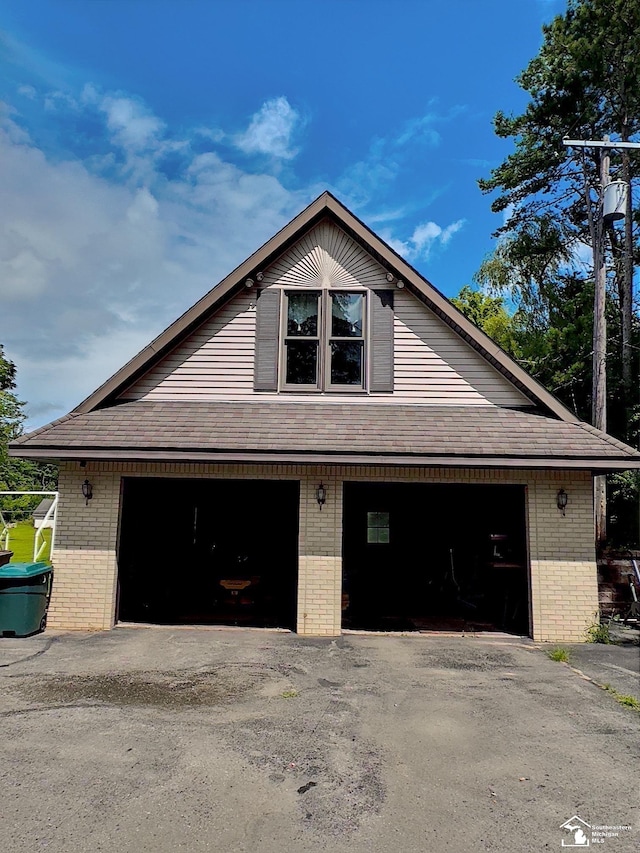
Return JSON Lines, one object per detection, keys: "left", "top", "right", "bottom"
{"left": 0, "top": 491, "right": 59, "bottom": 562}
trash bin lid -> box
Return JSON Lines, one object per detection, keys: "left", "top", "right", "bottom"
{"left": 0, "top": 561, "right": 51, "bottom": 579}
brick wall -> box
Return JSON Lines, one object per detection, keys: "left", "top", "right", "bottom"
{"left": 527, "top": 472, "right": 598, "bottom": 642}
{"left": 49, "top": 467, "right": 121, "bottom": 630}
{"left": 50, "top": 462, "right": 597, "bottom": 641}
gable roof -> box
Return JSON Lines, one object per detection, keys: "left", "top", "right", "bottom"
{"left": 72, "top": 192, "right": 578, "bottom": 421}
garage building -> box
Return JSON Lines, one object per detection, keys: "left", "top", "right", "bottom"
{"left": 11, "top": 193, "right": 640, "bottom": 641}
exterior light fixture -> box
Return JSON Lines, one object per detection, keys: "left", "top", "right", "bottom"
{"left": 82, "top": 479, "right": 93, "bottom": 505}
{"left": 245, "top": 278, "right": 254, "bottom": 288}
{"left": 255, "top": 271, "right": 264, "bottom": 282}
{"left": 386, "top": 272, "right": 395, "bottom": 283}
{"left": 557, "top": 488, "right": 568, "bottom": 516}
{"left": 316, "top": 482, "right": 327, "bottom": 510}
{"left": 396, "top": 279, "right": 405, "bottom": 289}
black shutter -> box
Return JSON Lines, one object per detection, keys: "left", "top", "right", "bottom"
{"left": 254, "top": 288, "right": 281, "bottom": 391}
{"left": 369, "top": 289, "right": 394, "bottom": 393}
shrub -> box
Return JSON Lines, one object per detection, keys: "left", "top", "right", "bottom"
{"left": 586, "top": 617, "right": 612, "bottom": 644}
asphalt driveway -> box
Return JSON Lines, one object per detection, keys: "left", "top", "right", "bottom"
{"left": 0, "top": 628, "right": 638, "bottom": 852}
{"left": 563, "top": 638, "right": 640, "bottom": 702}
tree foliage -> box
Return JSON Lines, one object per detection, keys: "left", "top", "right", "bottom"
{"left": 455, "top": 276, "right": 639, "bottom": 544}
{"left": 478, "top": 0, "right": 640, "bottom": 434}
{"left": 0, "top": 345, "right": 57, "bottom": 521}
{"left": 453, "top": 279, "right": 596, "bottom": 421}
{"left": 479, "top": 0, "right": 640, "bottom": 230}
{"left": 451, "top": 286, "right": 522, "bottom": 358}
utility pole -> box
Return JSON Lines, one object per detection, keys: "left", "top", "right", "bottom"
{"left": 563, "top": 137, "right": 640, "bottom": 546}
{"left": 593, "top": 141, "right": 610, "bottom": 546}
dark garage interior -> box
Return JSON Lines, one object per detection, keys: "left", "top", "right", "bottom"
{"left": 118, "top": 478, "right": 299, "bottom": 629}
{"left": 342, "top": 482, "right": 530, "bottom": 635}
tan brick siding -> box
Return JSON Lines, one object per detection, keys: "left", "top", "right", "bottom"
{"left": 49, "top": 462, "right": 597, "bottom": 641}
{"left": 527, "top": 474, "right": 599, "bottom": 642}
{"left": 49, "top": 468, "right": 121, "bottom": 630}
{"left": 298, "top": 472, "right": 343, "bottom": 635}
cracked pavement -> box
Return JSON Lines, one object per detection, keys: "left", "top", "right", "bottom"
{"left": 0, "top": 627, "right": 638, "bottom": 852}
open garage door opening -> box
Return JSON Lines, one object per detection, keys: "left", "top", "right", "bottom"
{"left": 343, "top": 482, "right": 530, "bottom": 636}
{"left": 118, "top": 478, "right": 299, "bottom": 630}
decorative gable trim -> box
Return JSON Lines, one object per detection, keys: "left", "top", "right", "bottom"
{"left": 73, "top": 192, "right": 577, "bottom": 421}
{"left": 262, "top": 220, "right": 386, "bottom": 289}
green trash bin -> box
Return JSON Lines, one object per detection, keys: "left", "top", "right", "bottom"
{"left": 0, "top": 562, "right": 53, "bottom": 637}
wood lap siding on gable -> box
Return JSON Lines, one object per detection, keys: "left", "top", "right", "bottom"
{"left": 120, "top": 287, "right": 529, "bottom": 407}
{"left": 120, "top": 222, "right": 528, "bottom": 406}
{"left": 120, "top": 291, "right": 256, "bottom": 400}
{"left": 393, "top": 290, "right": 528, "bottom": 406}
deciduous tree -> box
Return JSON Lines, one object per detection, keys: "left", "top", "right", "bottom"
{"left": 0, "top": 345, "right": 57, "bottom": 519}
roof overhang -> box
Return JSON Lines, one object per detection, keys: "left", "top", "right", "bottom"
{"left": 12, "top": 401, "right": 640, "bottom": 472}
{"left": 11, "top": 446, "right": 640, "bottom": 472}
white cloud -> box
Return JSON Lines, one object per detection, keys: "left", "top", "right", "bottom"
{"left": 80, "top": 83, "right": 99, "bottom": 105}
{"left": 411, "top": 221, "right": 444, "bottom": 254}
{"left": 235, "top": 96, "right": 302, "bottom": 159}
{"left": 43, "top": 89, "right": 79, "bottom": 112}
{"left": 385, "top": 218, "right": 466, "bottom": 262}
{"left": 0, "top": 96, "right": 309, "bottom": 426}
{"left": 1, "top": 248, "right": 48, "bottom": 298}
{"left": 336, "top": 155, "right": 400, "bottom": 209}
{"left": 17, "top": 84, "right": 37, "bottom": 99}
{"left": 440, "top": 219, "right": 465, "bottom": 245}
{"left": 99, "top": 94, "right": 165, "bottom": 151}
{"left": 194, "top": 126, "right": 225, "bottom": 144}
{"left": 335, "top": 106, "right": 463, "bottom": 210}
{"left": 502, "top": 202, "right": 515, "bottom": 227}
{"left": 395, "top": 114, "right": 441, "bottom": 147}
{"left": 365, "top": 208, "right": 410, "bottom": 224}
{"left": 0, "top": 82, "right": 468, "bottom": 428}
{"left": 0, "top": 101, "right": 30, "bottom": 142}
{"left": 395, "top": 105, "right": 465, "bottom": 149}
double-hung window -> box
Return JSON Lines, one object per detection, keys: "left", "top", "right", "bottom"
{"left": 283, "top": 291, "right": 366, "bottom": 390}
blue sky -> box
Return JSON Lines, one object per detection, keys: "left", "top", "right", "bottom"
{"left": 0, "top": 0, "right": 566, "bottom": 425}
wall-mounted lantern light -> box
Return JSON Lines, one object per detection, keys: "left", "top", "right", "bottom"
{"left": 557, "top": 488, "right": 568, "bottom": 516}
{"left": 316, "top": 482, "right": 326, "bottom": 510}
{"left": 82, "top": 479, "right": 93, "bottom": 505}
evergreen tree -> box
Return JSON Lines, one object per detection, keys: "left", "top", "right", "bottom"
{"left": 478, "top": 0, "right": 640, "bottom": 434}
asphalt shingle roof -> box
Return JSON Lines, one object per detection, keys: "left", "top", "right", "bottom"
{"left": 10, "top": 401, "right": 640, "bottom": 468}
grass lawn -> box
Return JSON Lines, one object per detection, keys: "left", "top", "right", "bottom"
{"left": 1, "top": 521, "right": 53, "bottom": 564}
